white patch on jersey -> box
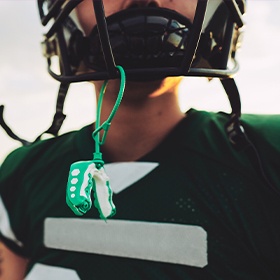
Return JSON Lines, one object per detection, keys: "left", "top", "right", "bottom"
{"left": 44, "top": 218, "right": 208, "bottom": 267}
{"left": 104, "top": 162, "right": 159, "bottom": 194}
{"left": 0, "top": 195, "right": 23, "bottom": 247}
{"left": 25, "top": 263, "right": 80, "bottom": 280}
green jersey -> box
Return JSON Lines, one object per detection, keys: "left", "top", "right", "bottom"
{"left": 0, "top": 109, "right": 280, "bottom": 279}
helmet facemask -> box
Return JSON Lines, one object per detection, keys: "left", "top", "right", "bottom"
{"left": 83, "top": 7, "right": 193, "bottom": 77}
{"left": 36, "top": 0, "right": 247, "bottom": 145}
{"left": 38, "top": 0, "right": 245, "bottom": 82}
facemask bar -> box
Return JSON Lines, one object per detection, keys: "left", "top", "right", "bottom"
{"left": 39, "top": 0, "right": 245, "bottom": 82}
{"left": 224, "top": 0, "right": 245, "bottom": 27}
{"left": 92, "top": 0, "right": 208, "bottom": 80}
{"left": 188, "top": 0, "right": 245, "bottom": 78}
{"left": 40, "top": 0, "right": 209, "bottom": 82}
{"left": 39, "top": 0, "right": 83, "bottom": 37}
{"left": 93, "top": 0, "right": 118, "bottom": 78}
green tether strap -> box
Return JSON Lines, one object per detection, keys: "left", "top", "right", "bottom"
{"left": 92, "top": 65, "right": 126, "bottom": 168}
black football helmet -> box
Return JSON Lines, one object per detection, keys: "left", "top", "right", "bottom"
{"left": 36, "top": 0, "right": 246, "bottom": 143}
{"left": 38, "top": 0, "right": 245, "bottom": 82}
{"left": 0, "top": 0, "right": 246, "bottom": 143}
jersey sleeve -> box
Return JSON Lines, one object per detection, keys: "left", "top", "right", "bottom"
{"left": 0, "top": 147, "right": 31, "bottom": 257}
{"left": 0, "top": 132, "right": 80, "bottom": 259}
{"left": 241, "top": 113, "right": 280, "bottom": 188}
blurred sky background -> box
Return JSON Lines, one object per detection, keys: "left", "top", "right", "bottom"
{"left": 0, "top": 0, "right": 280, "bottom": 163}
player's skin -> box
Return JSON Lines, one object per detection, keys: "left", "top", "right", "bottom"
{"left": 0, "top": 242, "right": 29, "bottom": 280}
{"left": 0, "top": 0, "right": 197, "bottom": 278}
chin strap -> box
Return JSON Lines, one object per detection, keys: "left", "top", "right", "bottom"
{"left": 0, "top": 105, "right": 31, "bottom": 146}
{"left": 221, "top": 78, "right": 248, "bottom": 149}
{"left": 35, "top": 82, "right": 69, "bottom": 141}
{"left": 0, "top": 83, "right": 69, "bottom": 146}
{"left": 222, "top": 78, "right": 280, "bottom": 197}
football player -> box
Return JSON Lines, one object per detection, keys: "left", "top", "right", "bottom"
{"left": 1, "top": 0, "right": 280, "bottom": 279}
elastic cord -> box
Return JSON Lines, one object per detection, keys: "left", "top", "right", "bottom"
{"left": 92, "top": 65, "right": 126, "bottom": 168}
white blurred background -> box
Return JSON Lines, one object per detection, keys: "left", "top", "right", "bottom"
{"left": 0, "top": 0, "right": 280, "bottom": 163}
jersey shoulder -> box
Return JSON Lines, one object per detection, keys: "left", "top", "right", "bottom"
{"left": 185, "top": 109, "right": 280, "bottom": 186}
{"left": 0, "top": 130, "right": 77, "bottom": 183}
{"left": 0, "top": 127, "right": 90, "bottom": 255}
{"left": 241, "top": 113, "right": 280, "bottom": 150}
{"left": 186, "top": 109, "right": 280, "bottom": 152}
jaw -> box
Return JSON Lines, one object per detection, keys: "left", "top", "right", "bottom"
{"left": 94, "top": 76, "right": 182, "bottom": 104}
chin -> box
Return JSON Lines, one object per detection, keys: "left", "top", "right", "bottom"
{"left": 125, "top": 77, "right": 182, "bottom": 98}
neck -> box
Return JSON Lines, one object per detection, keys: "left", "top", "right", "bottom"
{"left": 94, "top": 79, "right": 185, "bottom": 162}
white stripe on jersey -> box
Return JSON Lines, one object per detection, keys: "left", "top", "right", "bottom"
{"left": 44, "top": 218, "right": 208, "bottom": 267}
{"left": 105, "top": 162, "right": 159, "bottom": 194}
{"left": 0, "top": 195, "right": 23, "bottom": 247}
{"left": 25, "top": 263, "right": 80, "bottom": 280}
